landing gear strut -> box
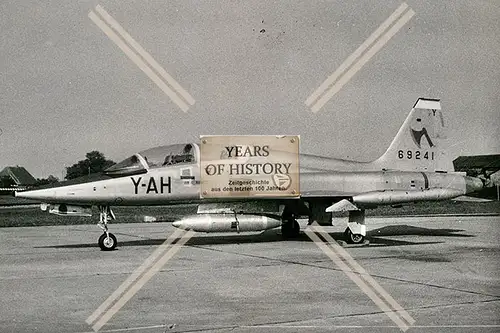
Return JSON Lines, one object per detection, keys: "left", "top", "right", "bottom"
{"left": 281, "top": 214, "right": 300, "bottom": 239}
{"left": 97, "top": 205, "right": 117, "bottom": 251}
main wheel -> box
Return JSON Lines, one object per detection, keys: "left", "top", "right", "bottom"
{"left": 281, "top": 219, "right": 300, "bottom": 239}
{"left": 98, "top": 233, "right": 117, "bottom": 251}
{"left": 344, "top": 228, "right": 364, "bottom": 244}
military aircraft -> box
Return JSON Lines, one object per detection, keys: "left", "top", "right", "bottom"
{"left": 15, "top": 98, "right": 486, "bottom": 250}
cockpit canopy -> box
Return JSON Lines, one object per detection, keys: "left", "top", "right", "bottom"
{"left": 104, "top": 143, "right": 198, "bottom": 177}
{"left": 104, "top": 154, "right": 145, "bottom": 176}
{"left": 140, "top": 143, "right": 196, "bottom": 168}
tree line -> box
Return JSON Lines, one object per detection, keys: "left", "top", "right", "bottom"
{"left": 1, "top": 151, "right": 116, "bottom": 187}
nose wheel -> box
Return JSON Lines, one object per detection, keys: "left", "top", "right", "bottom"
{"left": 98, "top": 232, "right": 117, "bottom": 251}
{"left": 97, "top": 205, "right": 117, "bottom": 251}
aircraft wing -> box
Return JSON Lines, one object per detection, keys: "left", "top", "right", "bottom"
{"left": 196, "top": 201, "right": 285, "bottom": 215}
{"left": 300, "top": 190, "right": 360, "bottom": 198}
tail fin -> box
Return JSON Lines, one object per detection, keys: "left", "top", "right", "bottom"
{"left": 374, "top": 98, "right": 453, "bottom": 172}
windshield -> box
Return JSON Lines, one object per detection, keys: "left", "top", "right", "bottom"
{"left": 138, "top": 143, "right": 196, "bottom": 169}
{"left": 104, "top": 154, "right": 146, "bottom": 176}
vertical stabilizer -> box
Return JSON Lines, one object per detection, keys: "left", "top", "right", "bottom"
{"left": 373, "top": 98, "right": 453, "bottom": 172}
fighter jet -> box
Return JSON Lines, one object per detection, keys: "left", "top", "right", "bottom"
{"left": 15, "top": 98, "right": 486, "bottom": 250}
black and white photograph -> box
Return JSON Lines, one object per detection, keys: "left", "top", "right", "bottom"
{"left": 1, "top": 1, "right": 499, "bottom": 332}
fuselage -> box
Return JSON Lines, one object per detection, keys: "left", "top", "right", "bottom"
{"left": 15, "top": 151, "right": 483, "bottom": 206}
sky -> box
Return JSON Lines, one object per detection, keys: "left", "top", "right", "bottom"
{"left": 1, "top": 0, "right": 499, "bottom": 179}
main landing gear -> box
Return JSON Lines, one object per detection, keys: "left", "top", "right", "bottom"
{"left": 344, "top": 210, "right": 366, "bottom": 244}
{"left": 281, "top": 214, "right": 300, "bottom": 239}
{"left": 344, "top": 227, "right": 365, "bottom": 244}
{"left": 307, "top": 199, "right": 367, "bottom": 244}
{"left": 97, "top": 205, "right": 117, "bottom": 251}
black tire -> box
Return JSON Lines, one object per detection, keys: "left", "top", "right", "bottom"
{"left": 344, "top": 228, "right": 364, "bottom": 244}
{"left": 98, "top": 233, "right": 117, "bottom": 251}
{"left": 281, "top": 219, "right": 300, "bottom": 239}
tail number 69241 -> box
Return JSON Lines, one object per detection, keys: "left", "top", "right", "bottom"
{"left": 397, "top": 150, "right": 434, "bottom": 160}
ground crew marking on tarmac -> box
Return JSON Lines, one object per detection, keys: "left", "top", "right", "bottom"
{"left": 305, "top": 3, "right": 415, "bottom": 113}
{"left": 86, "top": 228, "right": 195, "bottom": 332}
{"left": 304, "top": 222, "right": 415, "bottom": 332}
{"left": 88, "top": 5, "right": 195, "bottom": 112}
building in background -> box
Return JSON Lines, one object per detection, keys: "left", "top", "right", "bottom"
{"left": 0, "top": 166, "right": 37, "bottom": 193}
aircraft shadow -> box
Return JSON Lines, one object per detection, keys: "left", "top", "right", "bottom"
{"left": 365, "top": 224, "right": 474, "bottom": 247}
{"left": 367, "top": 224, "right": 474, "bottom": 237}
{"left": 35, "top": 224, "right": 473, "bottom": 249}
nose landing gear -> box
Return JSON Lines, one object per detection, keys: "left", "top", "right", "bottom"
{"left": 98, "top": 232, "right": 117, "bottom": 251}
{"left": 97, "top": 205, "right": 117, "bottom": 251}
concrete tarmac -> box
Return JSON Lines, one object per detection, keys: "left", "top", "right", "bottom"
{"left": 0, "top": 215, "right": 499, "bottom": 332}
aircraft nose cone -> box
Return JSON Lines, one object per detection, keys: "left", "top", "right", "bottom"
{"left": 15, "top": 189, "right": 54, "bottom": 201}
{"left": 465, "top": 176, "right": 484, "bottom": 194}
